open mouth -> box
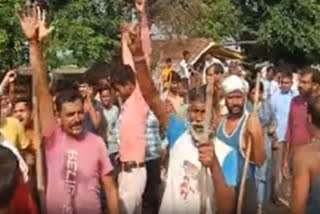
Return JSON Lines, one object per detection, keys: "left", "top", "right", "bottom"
{"left": 192, "top": 124, "right": 204, "bottom": 134}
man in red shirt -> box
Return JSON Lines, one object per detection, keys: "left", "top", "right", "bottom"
{"left": 283, "top": 67, "right": 320, "bottom": 177}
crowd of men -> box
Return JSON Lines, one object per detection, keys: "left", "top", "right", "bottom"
{"left": 1, "top": 1, "right": 320, "bottom": 214}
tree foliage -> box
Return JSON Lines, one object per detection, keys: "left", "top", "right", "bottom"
{"left": 0, "top": 0, "right": 128, "bottom": 71}
{"left": 47, "top": 0, "right": 127, "bottom": 68}
{"left": 256, "top": 0, "right": 320, "bottom": 63}
{"left": 0, "top": 0, "right": 28, "bottom": 71}
{"left": 197, "top": 0, "right": 244, "bottom": 41}
{"left": 149, "top": 0, "right": 208, "bottom": 36}
{"left": 1, "top": 0, "right": 320, "bottom": 71}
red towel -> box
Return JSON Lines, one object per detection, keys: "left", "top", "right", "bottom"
{"left": 10, "top": 175, "right": 39, "bottom": 214}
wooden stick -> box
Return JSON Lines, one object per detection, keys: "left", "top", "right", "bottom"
{"left": 236, "top": 72, "right": 261, "bottom": 214}
{"left": 32, "top": 70, "right": 46, "bottom": 214}
{"left": 191, "top": 75, "right": 215, "bottom": 214}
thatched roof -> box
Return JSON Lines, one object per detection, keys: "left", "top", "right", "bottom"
{"left": 151, "top": 37, "right": 245, "bottom": 72}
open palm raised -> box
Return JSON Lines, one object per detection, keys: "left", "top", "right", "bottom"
{"left": 18, "top": 5, "right": 53, "bottom": 42}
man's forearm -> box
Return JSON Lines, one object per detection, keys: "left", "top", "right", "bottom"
{"left": 134, "top": 60, "right": 169, "bottom": 127}
{"left": 210, "top": 155, "right": 236, "bottom": 214}
{"left": 105, "top": 180, "right": 120, "bottom": 214}
{"left": 29, "top": 41, "right": 55, "bottom": 135}
{"left": 140, "top": 10, "right": 151, "bottom": 68}
{"left": 87, "top": 104, "right": 101, "bottom": 130}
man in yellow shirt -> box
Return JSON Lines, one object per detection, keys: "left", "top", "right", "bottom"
{"left": 0, "top": 116, "right": 30, "bottom": 151}
{"left": 161, "top": 58, "right": 173, "bottom": 87}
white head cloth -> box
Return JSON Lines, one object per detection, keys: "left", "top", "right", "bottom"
{"left": 222, "top": 75, "right": 248, "bottom": 94}
{"left": 0, "top": 139, "right": 29, "bottom": 182}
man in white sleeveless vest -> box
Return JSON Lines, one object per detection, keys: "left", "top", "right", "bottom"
{"left": 215, "top": 75, "right": 266, "bottom": 214}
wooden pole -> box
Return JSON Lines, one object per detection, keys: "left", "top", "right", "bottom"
{"left": 191, "top": 75, "right": 215, "bottom": 214}
{"left": 32, "top": 69, "right": 46, "bottom": 214}
{"left": 236, "top": 72, "right": 261, "bottom": 214}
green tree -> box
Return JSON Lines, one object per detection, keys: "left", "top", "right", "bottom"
{"left": 232, "top": 0, "right": 320, "bottom": 64}
{"left": 198, "top": 0, "right": 244, "bottom": 42}
{"left": 0, "top": 0, "right": 27, "bottom": 72}
{"left": 149, "top": 0, "right": 208, "bottom": 36}
{"left": 47, "top": 0, "right": 127, "bottom": 68}
{"left": 256, "top": 0, "right": 320, "bottom": 64}
{"left": 0, "top": 0, "right": 128, "bottom": 71}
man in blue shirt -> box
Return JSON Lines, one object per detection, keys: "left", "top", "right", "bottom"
{"left": 270, "top": 68, "right": 298, "bottom": 203}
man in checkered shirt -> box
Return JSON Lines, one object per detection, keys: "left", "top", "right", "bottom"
{"left": 143, "top": 111, "right": 164, "bottom": 214}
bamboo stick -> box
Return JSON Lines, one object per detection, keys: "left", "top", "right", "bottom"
{"left": 32, "top": 70, "right": 46, "bottom": 214}
{"left": 236, "top": 72, "right": 261, "bottom": 214}
{"left": 191, "top": 75, "right": 215, "bottom": 214}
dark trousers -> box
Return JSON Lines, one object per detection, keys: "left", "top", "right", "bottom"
{"left": 237, "top": 178, "right": 258, "bottom": 214}
{"left": 142, "top": 158, "right": 162, "bottom": 214}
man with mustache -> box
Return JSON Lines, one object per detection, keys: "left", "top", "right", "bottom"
{"left": 124, "top": 15, "right": 265, "bottom": 213}
{"left": 283, "top": 67, "right": 320, "bottom": 178}
{"left": 19, "top": 5, "right": 119, "bottom": 214}
{"left": 215, "top": 75, "right": 266, "bottom": 214}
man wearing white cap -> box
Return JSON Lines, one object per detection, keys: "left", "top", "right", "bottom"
{"left": 214, "top": 75, "right": 266, "bottom": 214}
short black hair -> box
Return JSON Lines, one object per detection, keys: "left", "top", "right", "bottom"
{"left": 206, "top": 63, "right": 224, "bottom": 74}
{"left": 165, "top": 58, "right": 172, "bottom": 64}
{"left": 183, "top": 50, "right": 190, "bottom": 57}
{"left": 281, "top": 70, "right": 293, "bottom": 80}
{"left": 170, "top": 71, "right": 181, "bottom": 84}
{"left": 301, "top": 67, "right": 320, "bottom": 85}
{"left": 98, "top": 85, "right": 112, "bottom": 94}
{"left": 13, "top": 97, "right": 32, "bottom": 111}
{"left": 189, "top": 86, "right": 206, "bottom": 103}
{"left": 55, "top": 89, "right": 83, "bottom": 112}
{"left": 266, "top": 66, "right": 274, "bottom": 73}
{"left": 0, "top": 145, "right": 19, "bottom": 208}
{"left": 110, "top": 64, "right": 136, "bottom": 88}
{"left": 278, "top": 64, "right": 295, "bottom": 80}
{"left": 308, "top": 96, "right": 320, "bottom": 128}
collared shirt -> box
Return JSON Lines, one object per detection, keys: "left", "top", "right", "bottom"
{"left": 286, "top": 95, "right": 311, "bottom": 148}
{"left": 145, "top": 111, "right": 162, "bottom": 161}
{"left": 119, "top": 84, "right": 149, "bottom": 163}
{"left": 270, "top": 89, "right": 298, "bottom": 142}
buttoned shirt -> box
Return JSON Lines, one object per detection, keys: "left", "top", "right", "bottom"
{"left": 270, "top": 89, "right": 298, "bottom": 142}
{"left": 119, "top": 85, "right": 149, "bottom": 163}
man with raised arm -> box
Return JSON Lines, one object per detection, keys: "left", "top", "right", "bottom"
{"left": 124, "top": 27, "right": 237, "bottom": 214}
{"left": 124, "top": 17, "right": 266, "bottom": 214}
{"left": 19, "top": 5, "right": 119, "bottom": 214}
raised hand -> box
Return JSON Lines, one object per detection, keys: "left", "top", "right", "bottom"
{"left": 121, "top": 22, "right": 144, "bottom": 58}
{"left": 135, "top": 0, "right": 147, "bottom": 14}
{"left": 19, "top": 5, "right": 39, "bottom": 40}
{"left": 18, "top": 4, "right": 52, "bottom": 42}
{"left": 37, "top": 6, "right": 53, "bottom": 42}
{"left": 6, "top": 70, "right": 16, "bottom": 83}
